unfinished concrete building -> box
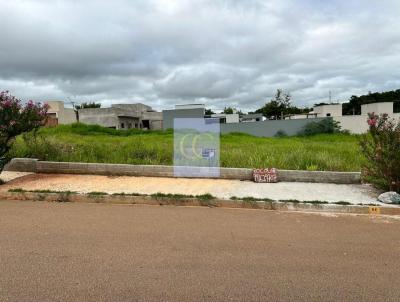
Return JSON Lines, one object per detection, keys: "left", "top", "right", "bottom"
{"left": 78, "top": 103, "right": 163, "bottom": 130}
{"left": 46, "top": 101, "right": 77, "bottom": 126}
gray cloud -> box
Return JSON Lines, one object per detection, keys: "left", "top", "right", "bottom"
{"left": 0, "top": 0, "right": 399, "bottom": 112}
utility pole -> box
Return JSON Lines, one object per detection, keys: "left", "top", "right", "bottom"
{"left": 329, "top": 91, "right": 332, "bottom": 103}
{"left": 68, "top": 97, "right": 79, "bottom": 122}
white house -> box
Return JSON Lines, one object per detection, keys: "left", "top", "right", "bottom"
{"left": 361, "top": 102, "right": 393, "bottom": 115}
{"left": 210, "top": 113, "right": 240, "bottom": 123}
{"left": 285, "top": 101, "right": 399, "bottom": 134}
{"left": 311, "top": 103, "right": 343, "bottom": 117}
{"left": 175, "top": 104, "right": 205, "bottom": 110}
{"left": 334, "top": 102, "right": 399, "bottom": 134}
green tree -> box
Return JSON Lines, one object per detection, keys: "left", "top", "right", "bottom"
{"left": 254, "top": 89, "right": 311, "bottom": 119}
{"left": 220, "top": 107, "right": 244, "bottom": 115}
{"left": 255, "top": 89, "right": 292, "bottom": 119}
{"left": 75, "top": 102, "right": 101, "bottom": 109}
{"left": 222, "top": 107, "right": 235, "bottom": 114}
{"left": 205, "top": 108, "right": 215, "bottom": 115}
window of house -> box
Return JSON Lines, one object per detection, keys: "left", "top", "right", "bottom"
{"left": 121, "top": 123, "right": 125, "bottom": 129}
{"left": 326, "top": 113, "right": 331, "bottom": 117}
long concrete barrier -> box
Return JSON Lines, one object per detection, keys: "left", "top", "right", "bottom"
{"left": 4, "top": 158, "right": 361, "bottom": 184}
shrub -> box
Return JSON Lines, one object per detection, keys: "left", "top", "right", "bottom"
{"left": 298, "top": 118, "right": 341, "bottom": 136}
{"left": 0, "top": 91, "right": 48, "bottom": 172}
{"left": 274, "top": 129, "right": 287, "bottom": 137}
{"left": 360, "top": 113, "right": 400, "bottom": 192}
{"left": 20, "top": 131, "right": 62, "bottom": 160}
{"left": 0, "top": 156, "right": 7, "bottom": 175}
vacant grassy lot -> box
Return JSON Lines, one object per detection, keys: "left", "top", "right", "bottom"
{"left": 9, "top": 123, "right": 365, "bottom": 171}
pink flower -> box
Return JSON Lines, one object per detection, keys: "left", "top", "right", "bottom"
{"left": 26, "top": 100, "right": 34, "bottom": 109}
{"left": 367, "top": 118, "right": 377, "bottom": 127}
{"left": 2, "top": 100, "right": 12, "bottom": 108}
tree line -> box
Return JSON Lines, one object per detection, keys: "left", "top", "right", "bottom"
{"left": 206, "top": 88, "right": 400, "bottom": 120}
{"left": 343, "top": 89, "right": 400, "bottom": 115}
{"left": 206, "top": 89, "right": 310, "bottom": 120}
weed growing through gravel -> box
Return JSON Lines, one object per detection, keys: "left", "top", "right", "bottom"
{"left": 8, "top": 188, "right": 25, "bottom": 193}
{"left": 6, "top": 189, "right": 360, "bottom": 207}
{"left": 87, "top": 191, "right": 108, "bottom": 196}
{"left": 32, "top": 189, "right": 77, "bottom": 194}
{"left": 333, "top": 201, "right": 352, "bottom": 205}
{"left": 111, "top": 192, "right": 142, "bottom": 196}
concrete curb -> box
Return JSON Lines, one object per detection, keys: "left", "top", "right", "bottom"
{"left": 1, "top": 191, "right": 399, "bottom": 216}
{"left": 4, "top": 158, "right": 361, "bottom": 184}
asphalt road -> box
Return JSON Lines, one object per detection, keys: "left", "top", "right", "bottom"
{"left": 0, "top": 201, "right": 399, "bottom": 302}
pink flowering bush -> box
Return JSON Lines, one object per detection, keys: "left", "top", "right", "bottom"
{"left": 360, "top": 112, "right": 400, "bottom": 192}
{"left": 0, "top": 91, "right": 48, "bottom": 172}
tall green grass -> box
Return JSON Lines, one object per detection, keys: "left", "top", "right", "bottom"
{"left": 9, "top": 123, "right": 365, "bottom": 171}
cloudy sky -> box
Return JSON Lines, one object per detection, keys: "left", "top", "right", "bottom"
{"left": 1, "top": 0, "right": 399, "bottom": 111}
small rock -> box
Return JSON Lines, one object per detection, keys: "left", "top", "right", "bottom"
{"left": 378, "top": 191, "right": 400, "bottom": 204}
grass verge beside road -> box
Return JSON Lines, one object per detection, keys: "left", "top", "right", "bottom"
{"left": 5, "top": 188, "right": 396, "bottom": 217}
{"left": 4, "top": 188, "right": 369, "bottom": 206}
{"left": 9, "top": 123, "right": 365, "bottom": 171}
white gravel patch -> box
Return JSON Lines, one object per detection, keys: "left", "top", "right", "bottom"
{"left": 0, "top": 171, "right": 33, "bottom": 183}
{"left": 0, "top": 173, "right": 383, "bottom": 205}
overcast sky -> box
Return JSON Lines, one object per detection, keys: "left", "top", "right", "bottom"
{"left": 1, "top": 0, "right": 399, "bottom": 111}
